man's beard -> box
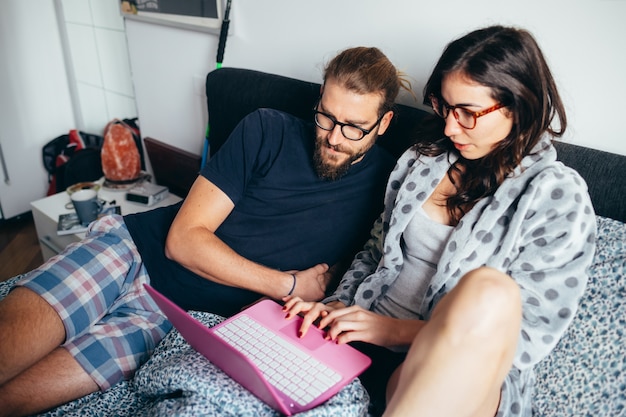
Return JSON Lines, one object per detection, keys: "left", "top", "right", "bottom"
{"left": 313, "top": 134, "right": 373, "bottom": 181}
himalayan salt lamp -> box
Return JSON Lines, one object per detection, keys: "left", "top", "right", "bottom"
{"left": 101, "top": 123, "right": 141, "bottom": 182}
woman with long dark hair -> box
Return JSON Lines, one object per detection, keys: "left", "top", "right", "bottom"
{"left": 285, "top": 25, "right": 596, "bottom": 417}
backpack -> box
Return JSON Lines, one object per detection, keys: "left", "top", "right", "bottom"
{"left": 42, "top": 130, "right": 104, "bottom": 195}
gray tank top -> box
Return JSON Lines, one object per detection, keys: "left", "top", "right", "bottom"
{"left": 374, "top": 206, "right": 453, "bottom": 321}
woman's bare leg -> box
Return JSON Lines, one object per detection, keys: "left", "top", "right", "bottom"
{"left": 384, "top": 267, "right": 522, "bottom": 417}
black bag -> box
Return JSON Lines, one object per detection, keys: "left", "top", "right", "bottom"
{"left": 42, "top": 131, "right": 104, "bottom": 195}
{"left": 60, "top": 148, "right": 104, "bottom": 191}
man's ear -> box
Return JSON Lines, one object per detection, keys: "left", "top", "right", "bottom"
{"left": 377, "top": 111, "right": 394, "bottom": 136}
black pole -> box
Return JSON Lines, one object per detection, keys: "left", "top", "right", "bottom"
{"left": 216, "top": 0, "right": 232, "bottom": 68}
{"left": 203, "top": 0, "right": 233, "bottom": 167}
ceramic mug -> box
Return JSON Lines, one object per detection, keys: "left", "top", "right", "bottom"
{"left": 71, "top": 189, "right": 103, "bottom": 225}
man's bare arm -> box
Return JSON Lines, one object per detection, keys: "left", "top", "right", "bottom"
{"left": 165, "top": 176, "right": 329, "bottom": 301}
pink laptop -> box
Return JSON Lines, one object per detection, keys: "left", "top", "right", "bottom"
{"left": 144, "top": 284, "right": 371, "bottom": 416}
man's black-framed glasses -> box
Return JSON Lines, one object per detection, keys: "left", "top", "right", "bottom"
{"left": 313, "top": 101, "right": 384, "bottom": 141}
{"left": 429, "top": 94, "right": 505, "bottom": 130}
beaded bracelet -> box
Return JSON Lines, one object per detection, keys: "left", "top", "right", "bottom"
{"left": 287, "top": 273, "right": 297, "bottom": 296}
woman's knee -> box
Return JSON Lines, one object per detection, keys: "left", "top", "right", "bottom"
{"left": 464, "top": 267, "right": 521, "bottom": 316}
{"left": 436, "top": 267, "right": 522, "bottom": 343}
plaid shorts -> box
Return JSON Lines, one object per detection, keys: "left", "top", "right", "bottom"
{"left": 17, "top": 214, "right": 172, "bottom": 391}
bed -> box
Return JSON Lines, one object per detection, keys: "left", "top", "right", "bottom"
{"left": 4, "top": 67, "right": 625, "bottom": 416}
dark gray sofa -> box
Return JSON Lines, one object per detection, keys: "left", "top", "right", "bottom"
{"left": 205, "top": 68, "right": 625, "bottom": 224}
{"left": 2, "top": 67, "right": 624, "bottom": 416}
{"left": 205, "top": 68, "right": 626, "bottom": 416}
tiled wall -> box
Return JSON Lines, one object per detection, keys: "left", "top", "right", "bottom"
{"left": 59, "top": 0, "right": 137, "bottom": 135}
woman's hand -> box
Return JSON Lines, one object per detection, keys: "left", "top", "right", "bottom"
{"left": 284, "top": 297, "right": 424, "bottom": 347}
{"left": 282, "top": 296, "right": 345, "bottom": 337}
{"left": 318, "top": 305, "right": 401, "bottom": 345}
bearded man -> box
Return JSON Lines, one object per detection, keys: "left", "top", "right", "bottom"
{"left": 0, "top": 46, "right": 409, "bottom": 416}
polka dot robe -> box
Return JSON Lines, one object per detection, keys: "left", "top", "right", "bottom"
{"left": 325, "top": 135, "right": 597, "bottom": 415}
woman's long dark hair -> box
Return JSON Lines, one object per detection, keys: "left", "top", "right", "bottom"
{"left": 419, "top": 25, "right": 567, "bottom": 224}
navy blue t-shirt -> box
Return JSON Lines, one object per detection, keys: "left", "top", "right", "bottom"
{"left": 125, "top": 109, "right": 394, "bottom": 316}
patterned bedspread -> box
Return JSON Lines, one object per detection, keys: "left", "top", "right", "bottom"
{"left": 1, "top": 216, "right": 624, "bottom": 417}
{"left": 0, "top": 288, "right": 368, "bottom": 417}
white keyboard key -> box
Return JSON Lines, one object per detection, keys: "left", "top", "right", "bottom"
{"left": 214, "top": 315, "right": 342, "bottom": 406}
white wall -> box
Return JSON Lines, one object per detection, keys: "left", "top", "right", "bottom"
{"left": 125, "top": 18, "right": 216, "bottom": 155}
{"left": 58, "top": 0, "right": 137, "bottom": 134}
{"left": 126, "top": 0, "right": 626, "bottom": 156}
{"left": 0, "top": 0, "right": 75, "bottom": 218}
{"left": 0, "top": 0, "right": 137, "bottom": 218}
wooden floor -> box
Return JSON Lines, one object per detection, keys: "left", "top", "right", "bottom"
{"left": 0, "top": 212, "right": 43, "bottom": 282}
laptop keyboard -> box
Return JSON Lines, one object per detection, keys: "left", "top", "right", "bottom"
{"left": 214, "top": 315, "right": 342, "bottom": 406}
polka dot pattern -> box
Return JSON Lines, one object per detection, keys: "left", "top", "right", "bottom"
{"left": 325, "top": 136, "right": 598, "bottom": 416}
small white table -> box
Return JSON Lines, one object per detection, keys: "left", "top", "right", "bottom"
{"left": 30, "top": 184, "right": 182, "bottom": 262}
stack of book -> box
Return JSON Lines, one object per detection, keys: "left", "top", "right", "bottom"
{"left": 57, "top": 205, "right": 121, "bottom": 235}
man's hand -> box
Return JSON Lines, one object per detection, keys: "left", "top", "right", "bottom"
{"left": 286, "top": 263, "right": 332, "bottom": 301}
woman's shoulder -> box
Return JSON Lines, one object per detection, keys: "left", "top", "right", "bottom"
{"left": 518, "top": 160, "right": 595, "bottom": 220}
{"left": 529, "top": 159, "right": 590, "bottom": 193}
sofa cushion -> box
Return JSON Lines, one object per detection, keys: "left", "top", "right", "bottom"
{"left": 554, "top": 142, "right": 626, "bottom": 223}
{"left": 204, "top": 67, "right": 430, "bottom": 161}
{"left": 532, "top": 216, "right": 626, "bottom": 416}
{"left": 204, "top": 68, "right": 626, "bottom": 223}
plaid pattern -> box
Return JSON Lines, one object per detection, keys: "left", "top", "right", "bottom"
{"left": 17, "top": 215, "right": 172, "bottom": 390}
